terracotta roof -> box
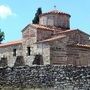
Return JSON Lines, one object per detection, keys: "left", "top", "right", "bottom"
{"left": 55, "top": 29, "right": 75, "bottom": 34}
{"left": 58, "top": 29, "right": 84, "bottom": 34}
{"left": 0, "top": 40, "right": 22, "bottom": 48}
{"left": 37, "top": 35, "right": 66, "bottom": 43}
{"left": 22, "top": 24, "right": 61, "bottom": 32}
{"left": 76, "top": 44, "right": 90, "bottom": 48}
{"left": 31, "top": 24, "right": 63, "bottom": 32}
{"left": 31, "top": 24, "right": 55, "bottom": 31}
{"left": 40, "top": 10, "right": 71, "bottom": 17}
{"left": 68, "top": 44, "right": 90, "bottom": 49}
{"left": 55, "top": 29, "right": 90, "bottom": 36}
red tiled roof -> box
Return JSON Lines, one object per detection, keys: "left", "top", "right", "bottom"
{"left": 55, "top": 29, "right": 90, "bottom": 36}
{"left": 31, "top": 24, "right": 63, "bottom": 32}
{"left": 40, "top": 10, "right": 71, "bottom": 17}
{"left": 22, "top": 24, "right": 61, "bottom": 32}
{"left": 68, "top": 44, "right": 90, "bottom": 49}
{"left": 55, "top": 29, "right": 75, "bottom": 34}
{"left": 76, "top": 44, "right": 90, "bottom": 48}
{"left": 37, "top": 35, "right": 66, "bottom": 43}
{"left": 31, "top": 24, "right": 55, "bottom": 31}
{"left": 0, "top": 40, "right": 22, "bottom": 48}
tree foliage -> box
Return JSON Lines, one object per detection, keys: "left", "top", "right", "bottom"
{"left": 32, "top": 7, "right": 42, "bottom": 24}
{"left": 0, "top": 29, "right": 5, "bottom": 43}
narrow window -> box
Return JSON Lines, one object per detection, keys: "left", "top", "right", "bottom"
{"left": 27, "top": 47, "right": 31, "bottom": 56}
{"left": 13, "top": 49, "right": 16, "bottom": 56}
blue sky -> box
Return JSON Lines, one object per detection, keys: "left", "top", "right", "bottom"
{"left": 0, "top": 0, "right": 90, "bottom": 42}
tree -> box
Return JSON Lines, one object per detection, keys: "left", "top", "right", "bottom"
{"left": 32, "top": 7, "right": 42, "bottom": 24}
{"left": 0, "top": 29, "right": 5, "bottom": 43}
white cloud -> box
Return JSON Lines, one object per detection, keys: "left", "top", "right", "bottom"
{"left": 0, "top": 5, "right": 15, "bottom": 19}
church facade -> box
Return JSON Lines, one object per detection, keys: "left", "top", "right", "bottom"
{"left": 0, "top": 10, "right": 90, "bottom": 67}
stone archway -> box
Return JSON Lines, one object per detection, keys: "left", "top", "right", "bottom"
{"left": 33, "top": 54, "right": 43, "bottom": 65}
{"left": 14, "top": 56, "right": 25, "bottom": 67}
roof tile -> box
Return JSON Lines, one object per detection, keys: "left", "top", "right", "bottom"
{"left": 37, "top": 35, "right": 66, "bottom": 43}
{"left": 0, "top": 40, "right": 22, "bottom": 48}
{"left": 40, "top": 10, "right": 71, "bottom": 17}
{"left": 68, "top": 44, "right": 90, "bottom": 48}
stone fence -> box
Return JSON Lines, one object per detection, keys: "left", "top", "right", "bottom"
{"left": 0, "top": 65, "right": 90, "bottom": 90}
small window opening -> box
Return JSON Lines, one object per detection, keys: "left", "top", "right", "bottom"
{"left": 13, "top": 49, "right": 16, "bottom": 56}
{"left": 27, "top": 47, "right": 31, "bottom": 56}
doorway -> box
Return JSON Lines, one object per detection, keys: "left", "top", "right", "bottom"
{"left": 33, "top": 54, "right": 43, "bottom": 65}
{"left": 14, "top": 56, "right": 25, "bottom": 67}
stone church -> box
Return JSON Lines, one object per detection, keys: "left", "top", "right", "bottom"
{"left": 0, "top": 9, "right": 90, "bottom": 67}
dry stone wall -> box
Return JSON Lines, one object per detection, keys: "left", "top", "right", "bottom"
{"left": 0, "top": 65, "right": 89, "bottom": 90}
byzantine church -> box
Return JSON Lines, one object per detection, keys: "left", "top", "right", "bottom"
{"left": 0, "top": 9, "right": 90, "bottom": 67}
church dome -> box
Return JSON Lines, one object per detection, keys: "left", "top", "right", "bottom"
{"left": 39, "top": 10, "right": 71, "bottom": 29}
{"left": 40, "top": 10, "right": 71, "bottom": 17}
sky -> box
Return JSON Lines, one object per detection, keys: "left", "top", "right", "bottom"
{"left": 0, "top": 0, "right": 90, "bottom": 42}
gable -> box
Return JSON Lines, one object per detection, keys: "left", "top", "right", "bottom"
{"left": 22, "top": 24, "right": 37, "bottom": 39}
{"left": 77, "top": 29, "right": 90, "bottom": 36}
{"left": 58, "top": 29, "right": 90, "bottom": 45}
{"left": 71, "top": 29, "right": 90, "bottom": 44}
{"left": 54, "top": 29, "right": 90, "bottom": 45}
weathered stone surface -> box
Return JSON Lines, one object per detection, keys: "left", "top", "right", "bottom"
{"left": 0, "top": 44, "right": 23, "bottom": 67}
{"left": 39, "top": 13, "right": 70, "bottom": 29}
{"left": 0, "top": 9, "right": 90, "bottom": 67}
{"left": 0, "top": 65, "right": 89, "bottom": 89}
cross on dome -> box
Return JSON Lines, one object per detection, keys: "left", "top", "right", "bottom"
{"left": 54, "top": 5, "right": 56, "bottom": 10}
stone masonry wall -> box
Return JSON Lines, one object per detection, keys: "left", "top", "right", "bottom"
{"left": 39, "top": 14, "right": 70, "bottom": 29}
{"left": 67, "top": 30, "right": 90, "bottom": 45}
{"left": 37, "top": 29, "right": 53, "bottom": 41}
{"left": 67, "top": 45, "right": 90, "bottom": 66}
{"left": 0, "top": 65, "right": 89, "bottom": 90}
{"left": 50, "top": 37, "right": 68, "bottom": 65}
{"left": 0, "top": 44, "right": 23, "bottom": 67}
